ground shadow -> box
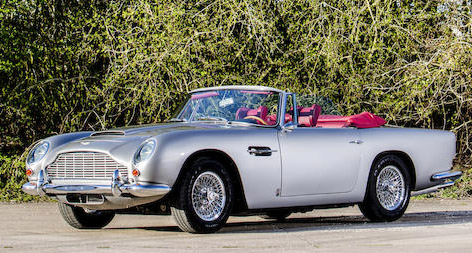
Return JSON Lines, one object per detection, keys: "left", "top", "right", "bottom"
{"left": 106, "top": 210, "right": 472, "bottom": 233}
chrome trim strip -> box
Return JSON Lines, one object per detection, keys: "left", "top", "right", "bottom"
{"left": 431, "top": 171, "right": 462, "bottom": 181}
{"left": 90, "top": 130, "right": 125, "bottom": 136}
{"left": 349, "top": 140, "right": 364, "bottom": 144}
{"left": 280, "top": 93, "right": 298, "bottom": 129}
{"left": 22, "top": 182, "right": 171, "bottom": 197}
{"left": 411, "top": 181, "right": 455, "bottom": 196}
{"left": 190, "top": 85, "right": 285, "bottom": 94}
{"left": 22, "top": 170, "right": 171, "bottom": 198}
{"left": 291, "top": 93, "right": 298, "bottom": 126}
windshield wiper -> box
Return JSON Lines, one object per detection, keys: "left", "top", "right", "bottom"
{"left": 196, "top": 117, "right": 228, "bottom": 123}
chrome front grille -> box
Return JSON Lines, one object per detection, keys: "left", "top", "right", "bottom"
{"left": 46, "top": 152, "right": 128, "bottom": 180}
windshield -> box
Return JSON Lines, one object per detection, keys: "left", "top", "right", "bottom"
{"left": 174, "top": 89, "right": 280, "bottom": 126}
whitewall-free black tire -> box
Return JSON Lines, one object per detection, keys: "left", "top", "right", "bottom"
{"left": 171, "top": 157, "right": 233, "bottom": 233}
{"left": 58, "top": 202, "right": 115, "bottom": 229}
{"left": 359, "top": 155, "right": 411, "bottom": 222}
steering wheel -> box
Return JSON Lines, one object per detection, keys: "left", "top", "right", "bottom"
{"left": 243, "top": 116, "right": 268, "bottom": 125}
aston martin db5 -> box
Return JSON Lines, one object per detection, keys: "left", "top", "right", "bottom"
{"left": 22, "top": 85, "right": 461, "bottom": 233}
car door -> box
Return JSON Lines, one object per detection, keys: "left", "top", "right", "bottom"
{"left": 278, "top": 128, "right": 362, "bottom": 196}
{"left": 277, "top": 94, "right": 362, "bottom": 197}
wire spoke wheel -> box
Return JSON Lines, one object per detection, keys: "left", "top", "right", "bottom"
{"left": 359, "top": 155, "right": 411, "bottom": 222}
{"left": 191, "top": 171, "right": 226, "bottom": 221}
{"left": 375, "top": 165, "right": 406, "bottom": 211}
{"left": 171, "top": 157, "right": 233, "bottom": 233}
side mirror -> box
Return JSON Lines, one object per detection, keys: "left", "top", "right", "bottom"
{"left": 282, "top": 122, "right": 296, "bottom": 132}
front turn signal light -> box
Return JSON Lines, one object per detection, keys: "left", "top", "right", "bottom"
{"left": 132, "top": 169, "right": 140, "bottom": 177}
{"left": 26, "top": 169, "right": 33, "bottom": 176}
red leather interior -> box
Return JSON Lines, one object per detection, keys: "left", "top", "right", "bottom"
{"left": 235, "top": 107, "right": 250, "bottom": 120}
{"left": 236, "top": 105, "right": 385, "bottom": 128}
{"left": 317, "top": 111, "right": 386, "bottom": 128}
{"left": 298, "top": 104, "right": 321, "bottom": 127}
{"left": 247, "top": 106, "right": 268, "bottom": 119}
{"left": 266, "top": 114, "right": 277, "bottom": 125}
{"left": 235, "top": 106, "right": 269, "bottom": 123}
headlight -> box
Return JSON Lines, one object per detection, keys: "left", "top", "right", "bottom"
{"left": 27, "top": 141, "right": 50, "bottom": 164}
{"left": 134, "top": 140, "right": 156, "bottom": 165}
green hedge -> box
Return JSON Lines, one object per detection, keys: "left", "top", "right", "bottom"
{"left": 1, "top": 0, "right": 471, "bottom": 200}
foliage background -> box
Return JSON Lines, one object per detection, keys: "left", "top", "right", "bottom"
{"left": 1, "top": 0, "right": 471, "bottom": 200}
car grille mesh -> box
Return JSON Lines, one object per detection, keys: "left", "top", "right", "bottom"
{"left": 46, "top": 152, "right": 128, "bottom": 180}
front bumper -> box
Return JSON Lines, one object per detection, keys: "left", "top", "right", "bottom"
{"left": 412, "top": 170, "right": 462, "bottom": 196}
{"left": 22, "top": 169, "right": 171, "bottom": 198}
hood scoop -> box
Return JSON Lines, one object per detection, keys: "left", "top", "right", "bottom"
{"left": 90, "top": 130, "right": 125, "bottom": 137}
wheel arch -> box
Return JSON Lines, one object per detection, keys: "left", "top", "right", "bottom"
{"left": 371, "top": 151, "right": 417, "bottom": 189}
{"left": 174, "top": 149, "right": 248, "bottom": 213}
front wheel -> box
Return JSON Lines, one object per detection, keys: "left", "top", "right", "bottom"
{"left": 171, "top": 157, "right": 233, "bottom": 233}
{"left": 359, "top": 155, "right": 411, "bottom": 222}
{"left": 58, "top": 202, "right": 115, "bottom": 229}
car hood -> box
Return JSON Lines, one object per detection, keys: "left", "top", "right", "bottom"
{"left": 43, "top": 123, "right": 238, "bottom": 167}
{"left": 94, "top": 122, "right": 211, "bottom": 137}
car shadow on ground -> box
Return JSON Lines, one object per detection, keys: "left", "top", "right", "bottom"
{"left": 222, "top": 211, "right": 472, "bottom": 233}
{"left": 106, "top": 210, "right": 472, "bottom": 233}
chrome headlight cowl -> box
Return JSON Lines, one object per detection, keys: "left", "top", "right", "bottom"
{"left": 27, "top": 141, "right": 50, "bottom": 165}
{"left": 134, "top": 140, "right": 156, "bottom": 165}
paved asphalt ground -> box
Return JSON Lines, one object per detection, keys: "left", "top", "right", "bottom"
{"left": 1, "top": 199, "right": 472, "bottom": 252}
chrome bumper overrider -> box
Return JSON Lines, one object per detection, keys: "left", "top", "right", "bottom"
{"left": 412, "top": 170, "right": 462, "bottom": 196}
{"left": 430, "top": 171, "right": 462, "bottom": 181}
{"left": 22, "top": 170, "right": 171, "bottom": 198}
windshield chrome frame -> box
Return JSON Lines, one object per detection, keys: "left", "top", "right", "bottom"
{"left": 176, "top": 87, "right": 284, "bottom": 128}
{"left": 190, "top": 85, "right": 284, "bottom": 94}
{"left": 279, "top": 92, "right": 298, "bottom": 128}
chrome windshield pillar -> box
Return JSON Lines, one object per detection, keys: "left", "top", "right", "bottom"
{"left": 279, "top": 92, "right": 298, "bottom": 128}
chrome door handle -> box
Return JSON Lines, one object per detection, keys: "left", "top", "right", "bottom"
{"left": 248, "top": 149, "right": 278, "bottom": 154}
{"left": 349, "top": 140, "right": 363, "bottom": 144}
{"left": 247, "top": 147, "right": 278, "bottom": 156}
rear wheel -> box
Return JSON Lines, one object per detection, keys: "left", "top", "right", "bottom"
{"left": 359, "top": 155, "right": 411, "bottom": 222}
{"left": 171, "top": 157, "right": 233, "bottom": 233}
{"left": 58, "top": 202, "right": 115, "bottom": 229}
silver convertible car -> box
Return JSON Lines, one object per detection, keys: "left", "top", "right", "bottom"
{"left": 23, "top": 85, "right": 462, "bottom": 233}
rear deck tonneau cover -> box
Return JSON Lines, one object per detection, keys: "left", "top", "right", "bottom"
{"left": 317, "top": 112, "right": 387, "bottom": 128}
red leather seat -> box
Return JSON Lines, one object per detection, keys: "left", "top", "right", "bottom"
{"left": 235, "top": 106, "right": 269, "bottom": 124}
{"left": 266, "top": 114, "right": 293, "bottom": 125}
{"left": 266, "top": 114, "right": 277, "bottom": 125}
{"left": 235, "top": 107, "right": 250, "bottom": 120}
{"left": 247, "top": 106, "right": 268, "bottom": 120}
{"left": 298, "top": 104, "right": 321, "bottom": 127}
